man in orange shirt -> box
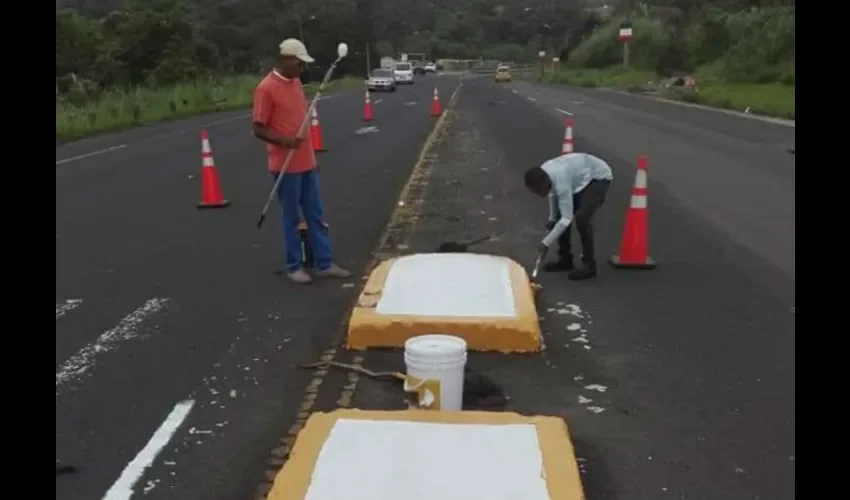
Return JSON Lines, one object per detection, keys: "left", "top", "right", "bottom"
{"left": 252, "top": 38, "right": 352, "bottom": 284}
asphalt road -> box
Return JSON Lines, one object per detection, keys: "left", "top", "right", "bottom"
{"left": 57, "top": 72, "right": 794, "bottom": 500}
{"left": 55, "top": 74, "right": 462, "bottom": 500}
{"left": 346, "top": 75, "right": 795, "bottom": 500}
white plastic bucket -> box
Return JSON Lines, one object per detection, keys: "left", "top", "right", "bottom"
{"left": 404, "top": 334, "right": 467, "bottom": 411}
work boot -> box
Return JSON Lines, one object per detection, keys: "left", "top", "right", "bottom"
{"left": 543, "top": 259, "right": 574, "bottom": 272}
{"left": 315, "top": 263, "right": 352, "bottom": 279}
{"left": 286, "top": 268, "right": 313, "bottom": 284}
{"left": 568, "top": 264, "right": 597, "bottom": 281}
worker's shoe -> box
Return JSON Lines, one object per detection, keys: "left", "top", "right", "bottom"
{"left": 543, "top": 259, "right": 574, "bottom": 272}
{"left": 315, "top": 263, "right": 352, "bottom": 279}
{"left": 286, "top": 268, "right": 313, "bottom": 284}
{"left": 568, "top": 264, "right": 597, "bottom": 281}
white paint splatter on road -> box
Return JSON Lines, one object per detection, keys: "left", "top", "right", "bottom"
{"left": 56, "top": 298, "right": 170, "bottom": 388}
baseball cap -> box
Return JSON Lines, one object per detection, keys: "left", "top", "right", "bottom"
{"left": 279, "top": 38, "right": 315, "bottom": 63}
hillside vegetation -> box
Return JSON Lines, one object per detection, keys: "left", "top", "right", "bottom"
{"left": 57, "top": 0, "right": 606, "bottom": 140}
{"left": 56, "top": 0, "right": 795, "bottom": 141}
{"left": 554, "top": 0, "right": 795, "bottom": 119}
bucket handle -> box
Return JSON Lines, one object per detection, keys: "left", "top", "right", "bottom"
{"left": 403, "top": 376, "right": 437, "bottom": 409}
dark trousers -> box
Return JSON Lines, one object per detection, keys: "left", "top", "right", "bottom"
{"left": 555, "top": 179, "right": 611, "bottom": 267}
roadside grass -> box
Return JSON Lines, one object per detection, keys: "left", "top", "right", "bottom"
{"left": 541, "top": 67, "right": 795, "bottom": 120}
{"left": 56, "top": 75, "right": 363, "bottom": 143}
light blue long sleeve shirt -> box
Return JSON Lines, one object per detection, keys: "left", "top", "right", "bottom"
{"left": 541, "top": 153, "right": 613, "bottom": 247}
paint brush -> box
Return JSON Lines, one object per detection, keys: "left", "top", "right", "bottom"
{"left": 531, "top": 252, "right": 543, "bottom": 280}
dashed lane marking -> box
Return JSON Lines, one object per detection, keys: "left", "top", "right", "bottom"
{"left": 56, "top": 299, "right": 83, "bottom": 320}
{"left": 102, "top": 399, "right": 195, "bottom": 500}
{"left": 56, "top": 92, "right": 345, "bottom": 165}
{"left": 56, "top": 145, "right": 127, "bottom": 165}
{"left": 556, "top": 108, "right": 574, "bottom": 116}
{"left": 56, "top": 298, "right": 170, "bottom": 389}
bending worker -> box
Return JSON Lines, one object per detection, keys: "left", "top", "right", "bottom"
{"left": 524, "top": 152, "right": 613, "bottom": 281}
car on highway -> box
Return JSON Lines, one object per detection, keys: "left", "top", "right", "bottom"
{"left": 394, "top": 62, "right": 415, "bottom": 84}
{"left": 424, "top": 62, "right": 437, "bottom": 74}
{"left": 494, "top": 65, "right": 512, "bottom": 83}
{"left": 366, "top": 69, "right": 397, "bottom": 92}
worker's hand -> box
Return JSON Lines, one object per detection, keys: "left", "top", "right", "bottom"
{"left": 537, "top": 243, "right": 549, "bottom": 259}
{"left": 278, "top": 136, "right": 303, "bottom": 148}
{"left": 545, "top": 220, "right": 556, "bottom": 232}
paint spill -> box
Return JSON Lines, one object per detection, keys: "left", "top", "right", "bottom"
{"left": 571, "top": 336, "right": 589, "bottom": 343}
{"left": 586, "top": 406, "right": 606, "bottom": 414}
{"left": 578, "top": 395, "right": 593, "bottom": 404}
{"left": 566, "top": 323, "right": 582, "bottom": 331}
{"left": 56, "top": 298, "right": 170, "bottom": 388}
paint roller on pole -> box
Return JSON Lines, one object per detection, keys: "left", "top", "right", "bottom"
{"left": 256, "top": 42, "right": 349, "bottom": 229}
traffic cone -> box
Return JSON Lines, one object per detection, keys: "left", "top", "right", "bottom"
{"left": 363, "top": 89, "right": 373, "bottom": 122}
{"left": 310, "top": 106, "right": 326, "bottom": 152}
{"left": 610, "top": 155, "right": 655, "bottom": 269}
{"left": 430, "top": 87, "right": 442, "bottom": 117}
{"left": 197, "top": 129, "right": 230, "bottom": 209}
{"left": 561, "top": 117, "right": 575, "bottom": 154}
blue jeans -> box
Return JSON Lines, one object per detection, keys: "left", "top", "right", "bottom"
{"left": 273, "top": 170, "right": 333, "bottom": 272}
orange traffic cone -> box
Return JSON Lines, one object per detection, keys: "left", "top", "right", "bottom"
{"left": 310, "top": 106, "right": 326, "bottom": 152}
{"left": 561, "top": 117, "right": 575, "bottom": 154}
{"left": 197, "top": 129, "right": 230, "bottom": 209}
{"left": 610, "top": 155, "right": 655, "bottom": 269}
{"left": 430, "top": 87, "right": 442, "bottom": 117}
{"left": 363, "top": 89, "right": 373, "bottom": 122}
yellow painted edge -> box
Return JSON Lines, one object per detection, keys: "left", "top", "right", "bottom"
{"left": 267, "top": 409, "right": 585, "bottom": 500}
{"left": 346, "top": 255, "right": 542, "bottom": 353}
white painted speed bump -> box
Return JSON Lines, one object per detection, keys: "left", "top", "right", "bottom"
{"left": 346, "top": 253, "right": 542, "bottom": 353}
{"left": 267, "top": 409, "right": 584, "bottom": 500}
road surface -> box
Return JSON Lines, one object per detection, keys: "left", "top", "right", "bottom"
{"left": 55, "top": 74, "right": 462, "bottom": 500}
{"left": 56, "top": 72, "right": 794, "bottom": 500}
{"left": 345, "top": 75, "right": 795, "bottom": 500}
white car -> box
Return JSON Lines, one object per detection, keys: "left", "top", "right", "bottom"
{"left": 393, "top": 62, "right": 414, "bottom": 84}
{"left": 366, "top": 69, "right": 397, "bottom": 92}
{"left": 424, "top": 62, "right": 437, "bottom": 73}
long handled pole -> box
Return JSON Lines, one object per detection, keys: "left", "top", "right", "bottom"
{"left": 256, "top": 42, "right": 349, "bottom": 229}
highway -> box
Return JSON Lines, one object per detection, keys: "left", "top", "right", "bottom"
{"left": 56, "top": 72, "right": 794, "bottom": 500}
{"left": 56, "top": 75, "right": 462, "bottom": 500}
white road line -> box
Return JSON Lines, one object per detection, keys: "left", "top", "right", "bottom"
{"left": 56, "top": 299, "right": 83, "bottom": 320}
{"left": 555, "top": 107, "right": 574, "bottom": 116}
{"left": 527, "top": 97, "right": 537, "bottom": 102}
{"left": 55, "top": 92, "right": 347, "bottom": 165}
{"left": 373, "top": 99, "right": 384, "bottom": 104}
{"left": 56, "top": 145, "right": 127, "bottom": 165}
{"left": 55, "top": 298, "right": 170, "bottom": 388}
{"left": 102, "top": 399, "right": 195, "bottom": 500}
